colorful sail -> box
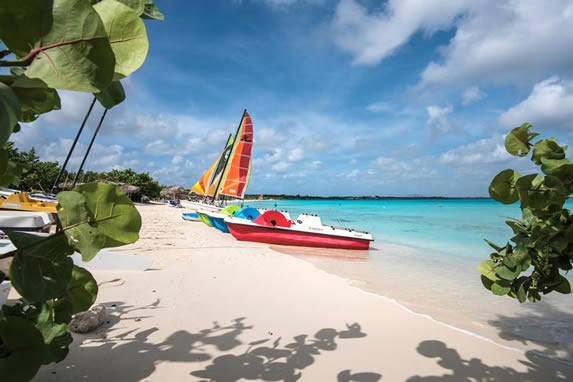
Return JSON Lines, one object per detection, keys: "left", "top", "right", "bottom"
{"left": 190, "top": 134, "right": 234, "bottom": 197}
{"left": 217, "top": 110, "right": 254, "bottom": 199}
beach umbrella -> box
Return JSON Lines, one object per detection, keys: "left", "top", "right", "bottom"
{"left": 160, "top": 185, "right": 186, "bottom": 200}
{"left": 119, "top": 184, "right": 140, "bottom": 196}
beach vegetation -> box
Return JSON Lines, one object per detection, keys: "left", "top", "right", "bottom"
{"left": 0, "top": 0, "right": 163, "bottom": 380}
{"left": 479, "top": 123, "right": 573, "bottom": 302}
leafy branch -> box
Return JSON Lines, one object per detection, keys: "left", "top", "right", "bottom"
{"left": 478, "top": 123, "right": 573, "bottom": 302}
{"left": 0, "top": 1, "right": 163, "bottom": 380}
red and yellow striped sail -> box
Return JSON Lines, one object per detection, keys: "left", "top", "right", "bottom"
{"left": 190, "top": 134, "right": 234, "bottom": 197}
{"left": 217, "top": 111, "right": 253, "bottom": 199}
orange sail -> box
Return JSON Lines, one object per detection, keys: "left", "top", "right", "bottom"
{"left": 217, "top": 110, "right": 254, "bottom": 199}
{"left": 190, "top": 134, "right": 234, "bottom": 197}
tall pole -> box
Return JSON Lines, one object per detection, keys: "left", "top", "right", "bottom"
{"left": 51, "top": 97, "right": 97, "bottom": 193}
{"left": 72, "top": 108, "right": 109, "bottom": 187}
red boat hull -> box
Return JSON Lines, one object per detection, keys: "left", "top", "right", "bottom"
{"left": 226, "top": 221, "right": 371, "bottom": 250}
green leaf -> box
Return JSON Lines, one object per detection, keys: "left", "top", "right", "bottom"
{"left": 484, "top": 239, "right": 504, "bottom": 252}
{"left": 0, "top": 82, "right": 20, "bottom": 145}
{"left": 532, "top": 139, "right": 566, "bottom": 165}
{"left": 93, "top": 0, "right": 149, "bottom": 80}
{"left": 491, "top": 281, "right": 511, "bottom": 296}
{"left": 35, "top": 303, "right": 72, "bottom": 364}
{"left": 0, "top": 316, "right": 45, "bottom": 382}
{"left": 0, "top": 0, "right": 116, "bottom": 92}
{"left": 142, "top": 0, "right": 164, "bottom": 20}
{"left": 505, "top": 219, "right": 528, "bottom": 234}
{"left": 505, "top": 123, "right": 536, "bottom": 157}
{"left": 64, "top": 266, "right": 98, "bottom": 314}
{"left": 10, "top": 76, "right": 61, "bottom": 122}
{"left": 489, "top": 169, "right": 521, "bottom": 204}
{"left": 57, "top": 182, "right": 141, "bottom": 261}
{"left": 114, "top": 0, "right": 145, "bottom": 14}
{"left": 477, "top": 260, "right": 498, "bottom": 281}
{"left": 555, "top": 276, "right": 571, "bottom": 294}
{"left": 480, "top": 275, "right": 494, "bottom": 291}
{"left": 94, "top": 81, "right": 126, "bottom": 109}
{"left": 515, "top": 174, "right": 538, "bottom": 209}
{"left": 6, "top": 231, "right": 74, "bottom": 303}
{"left": 495, "top": 264, "right": 519, "bottom": 281}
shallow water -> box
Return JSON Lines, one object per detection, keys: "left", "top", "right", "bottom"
{"left": 247, "top": 199, "right": 573, "bottom": 362}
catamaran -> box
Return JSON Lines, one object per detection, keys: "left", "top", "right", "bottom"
{"left": 182, "top": 109, "right": 254, "bottom": 215}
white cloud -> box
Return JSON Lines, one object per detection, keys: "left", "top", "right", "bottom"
{"left": 461, "top": 87, "right": 486, "bottom": 105}
{"left": 43, "top": 90, "right": 96, "bottom": 125}
{"left": 309, "top": 160, "right": 323, "bottom": 169}
{"left": 427, "top": 105, "right": 454, "bottom": 136}
{"left": 498, "top": 77, "right": 573, "bottom": 130}
{"left": 421, "top": 1, "right": 573, "bottom": 87}
{"left": 172, "top": 155, "right": 184, "bottom": 165}
{"left": 366, "top": 101, "right": 393, "bottom": 113}
{"left": 332, "top": 0, "right": 472, "bottom": 66}
{"left": 144, "top": 140, "right": 173, "bottom": 156}
{"left": 287, "top": 147, "right": 304, "bottom": 162}
{"left": 272, "top": 161, "right": 290, "bottom": 173}
{"left": 439, "top": 136, "right": 510, "bottom": 165}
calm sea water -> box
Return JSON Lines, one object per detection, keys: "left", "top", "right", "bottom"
{"left": 244, "top": 198, "right": 520, "bottom": 259}
{"left": 244, "top": 198, "right": 573, "bottom": 359}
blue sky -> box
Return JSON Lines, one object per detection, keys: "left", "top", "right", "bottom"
{"left": 13, "top": 0, "right": 573, "bottom": 196}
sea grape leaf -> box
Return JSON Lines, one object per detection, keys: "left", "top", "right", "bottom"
{"left": 142, "top": 0, "right": 165, "bottom": 20}
{"left": 35, "top": 303, "right": 72, "bottom": 364}
{"left": 0, "top": 0, "right": 116, "bottom": 92}
{"left": 114, "top": 0, "right": 145, "bottom": 14}
{"left": 10, "top": 76, "right": 61, "bottom": 122}
{"left": 491, "top": 282, "right": 511, "bottom": 296}
{"left": 0, "top": 83, "right": 20, "bottom": 145}
{"left": 0, "top": 0, "right": 48, "bottom": 57}
{"left": 484, "top": 239, "right": 504, "bottom": 252}
{"left": 495, "top": 264, "right": 519, "bottom": 281}
{"left": 6, "top": 231, "right": 74, "bottom": 303}
{"left": 64, "top": 265, "right": 98, "bottom": 314}
{"left": 477, "top": 260, "right": 498, "bottom": 281}
{"left": 532, "top": 139, "right": 566, "bottom": 165}
{"left": 555, "top": 276, "right": 571, "bottom": 294}
{"left": 489, "top": 169, "right": 521, "bottom": 204}
{"left": 94, "top": 81, "right": 126, "bottom": 109}
{"left": 57, "top": 182, "right": 141, "bottom": 261}
{"left": 93, "top": 0, "right": 149, "bottom": 80}
{"left": 0, "top": 316, "right": 45, "bottom": 382}
{"left": 505, "top": 123, "right": 537, "bottom": 157}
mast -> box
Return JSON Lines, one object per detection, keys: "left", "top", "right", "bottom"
{"left": 213, "top": 109, "right": 247, "bottom": 201}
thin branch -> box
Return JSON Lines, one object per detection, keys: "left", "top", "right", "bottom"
{"left": 0, "top": 49, "right": 11, "bottom": 59}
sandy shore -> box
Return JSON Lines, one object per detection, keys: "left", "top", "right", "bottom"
{"left": 30, "top": 203, "right": 573, "bottom": 381}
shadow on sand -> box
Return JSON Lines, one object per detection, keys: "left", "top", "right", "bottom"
{"left": 407, "top": 339, "right": 573, "bottom": 381}
{"left": 487, "top": 302, "right": 573, "bottom": 364}
{"left": 190, "top": 321, "right": 380, "bottom": 381}
{"left": 36, "top": 300, "right": 381, "bottom": 382}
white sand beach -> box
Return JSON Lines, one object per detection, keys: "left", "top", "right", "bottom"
{"left": 30, "top": 204, "right": 573, "bottom": 381}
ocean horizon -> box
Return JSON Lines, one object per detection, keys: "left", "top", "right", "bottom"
{"left": 244, "top": 198, "right": 573, "bottom": 360}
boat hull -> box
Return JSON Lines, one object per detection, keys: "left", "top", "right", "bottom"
{"left": 197, "top": 211, "right": 214, "bottom": 227}
{"left": 226, "top": 221, "right": 371, "bottom": 250}
{"left": 211, "top": 216, "right": 229, "bottom": 233}
{"left": 181, "top": 212, "right": 200, "bottom": 222}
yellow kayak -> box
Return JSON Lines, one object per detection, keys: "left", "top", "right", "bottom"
{"left": 0, "top": 192, "right": 57, "bottom": 218}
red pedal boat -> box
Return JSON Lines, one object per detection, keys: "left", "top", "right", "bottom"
{"left": 225, "top": 210, "right": 373, "bottom": 250}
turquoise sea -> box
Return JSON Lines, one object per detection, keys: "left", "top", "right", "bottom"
{"left": 244, "top": 198, "right": 573, "bottom": 361}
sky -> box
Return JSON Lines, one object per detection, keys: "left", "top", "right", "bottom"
{"left": 12, "top": 0, "right": 573, "bottom": 197}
